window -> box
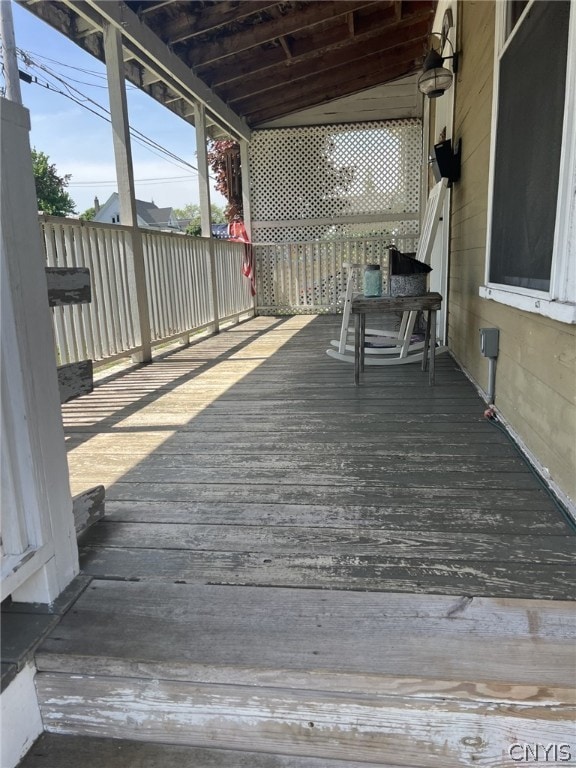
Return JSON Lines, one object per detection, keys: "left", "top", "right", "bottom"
{"left": 481, "top": 0, "right": 576, "bottom": 323}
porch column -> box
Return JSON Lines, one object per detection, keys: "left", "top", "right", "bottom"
{"left": 239, "top": 138, "right": 252, "bottom": 240}
{"left": 239, "top": 137, "right": 256, "bottom": 310}
{"left": 194, "top": 102, "right": 212, "bottom": 238}
{"left": 194, "top": 102, "right": 219, "bottom": 331}
{"left": 103, "top": 23, "right": 152, "bottom": 363}
{"left": 1, "top": 96, "right": 79, "bottom": 604}
{"left": 0, "top": 0, "right": 22, "bottom": 104}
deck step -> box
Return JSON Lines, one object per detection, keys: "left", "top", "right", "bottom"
{"left": 33, "top": 581, "right": 576, "bottom": 767}
{"left": 18, "top": 733, "right": 387, "bottom": 767}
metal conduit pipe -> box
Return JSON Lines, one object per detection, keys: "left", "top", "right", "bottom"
{"left": 479, "top": 328, "right": 500, "bottom": 403}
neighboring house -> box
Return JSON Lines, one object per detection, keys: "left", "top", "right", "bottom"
{"left": 93, "top": 192, "right": 182, "bottom": 232}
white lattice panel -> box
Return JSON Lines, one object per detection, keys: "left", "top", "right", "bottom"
{"left": 255, "top": 234, "right": 419, "bottom": 314}
{"left": 250, "top": 120, "right": 422, "bottom": 244}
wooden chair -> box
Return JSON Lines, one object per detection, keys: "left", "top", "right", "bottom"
{"left": 326, "top": 178, "right": 448, "bottom": 366}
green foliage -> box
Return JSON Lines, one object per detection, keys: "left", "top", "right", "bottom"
{"left": 31, "top": 149, "right": 76, "bottom": 217}
{"left": 173, "top": 202, "right": 226, "bottom": 235}
{"left": 79, "top": 206, "right": 96, "bottom": 221}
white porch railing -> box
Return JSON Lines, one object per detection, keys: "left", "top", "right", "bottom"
{"left": 254, "top": 234, "right": 419, "bottom": 314}
{"left": 39, "top": 216, "right": 254, "bottom": 367}
{"left": 40, "top": 217, "right": 420, "bottom": 365}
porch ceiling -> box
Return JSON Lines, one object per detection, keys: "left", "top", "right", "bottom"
{"left": 17, "top": 0, "right": 436, "bottom": 138}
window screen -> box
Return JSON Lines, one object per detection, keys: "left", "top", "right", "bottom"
{"left": 489, "top": 1, "right": 569, "bottom": 292}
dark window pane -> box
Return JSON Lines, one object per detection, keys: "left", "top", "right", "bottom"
{"left": 508, "top": 0, "right": 529, "bottom": 36}
{"left": 490, "top": 1, "right": 569, "bottom": 292}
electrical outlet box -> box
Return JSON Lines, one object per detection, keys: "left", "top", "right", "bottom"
{"left": 480, "top": 328, "right": 499, "bottom": 358}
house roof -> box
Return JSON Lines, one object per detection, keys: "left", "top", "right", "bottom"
{"left": 95, "top": 193, "right": 179, "bottom": 229}
{"left": 17, "top": 1, "right": 436, "bottom": 139}
{"left": 137, "top": 203, "right": 174, "bottom": 227}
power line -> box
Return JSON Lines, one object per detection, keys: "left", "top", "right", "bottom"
{"left": 69, "top": 175, "right": 198, "bottom": 186}
{"left": 8, "top": 47, "right": 210, "bottom": 179}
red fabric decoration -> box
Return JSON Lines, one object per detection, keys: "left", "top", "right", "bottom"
{"left": 228, "top": 220, "right": 255, "bottom": 297}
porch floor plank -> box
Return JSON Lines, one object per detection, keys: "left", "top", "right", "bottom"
{"left": 19, "top": 733, "right": 389, "bottom": 768}
{"left": 30, "top": 316, "right": 576, "bottom": 763}
{"left": 36, "top": 581, "right": 576, "bottom": 704}
{"left": 62, "top": 315, "right": 575, "bottom": 600}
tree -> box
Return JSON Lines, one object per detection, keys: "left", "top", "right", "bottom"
{"left": 79, "top": 207, "right": 96, "bottom": 221}
{"left": 31, "top": 149, "right": 76, "bottom": 217}
{"left": 173, "top": 202, "right": 226, "bottom": 236}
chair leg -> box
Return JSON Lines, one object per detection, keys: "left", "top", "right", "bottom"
{"left": 429, "top": 310, "right": 437, "bottom": 385}
{"left": 422, "top": 310, "right": 431, "bottom": 372}
{"left": 354, "top": 312, "right": 361, "bottom": 385}
{"left": 399, "top": 311, "right": 418, "bottom": 358}
{"left": 338, "top": 273, "right": 356, "bottom": 353}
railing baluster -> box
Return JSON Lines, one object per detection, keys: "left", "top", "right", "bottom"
{"left": 74, "top": 224, "right": 96, "bottom": 361}
{"left": 58, "top": 224, "right": 80, "bottom": 362}
{"left": 143, "top": 233, "right": 156, "bottom": 340}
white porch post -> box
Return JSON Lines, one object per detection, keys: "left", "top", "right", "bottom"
{"left": 194, "top": 102, "right": 219, "bottom": 331}
{"left": 1, "top": 96, "right": 79, "bottom": 604}
{"left": 239, "top": 138, "right": 252, "bottom": 240}
{"left": 0, "top": 0, "right": 22, "bottom": 104}
{"left": 194, "top": 102, "right": 212, "bottom": 238}
{"left": 103, "top": 22, "right": 152, "bottom": 363}
{"left": 240, "top": 138, "right": 256, "bottom": 310}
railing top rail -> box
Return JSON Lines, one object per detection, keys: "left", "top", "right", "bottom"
{"left": 38, "top": 213, "right": 133, "bottom": 234}
{"left": 140, "top": 227, "right": 209, "bottom": 242}
{"left": 37, "top": 216, "right": 248, "bottom": 249}
{"left": 252, "top": 236, "right": 409, "bottom": 247}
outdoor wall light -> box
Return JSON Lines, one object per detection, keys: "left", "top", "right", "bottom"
{"left": 417, "top": 32, "right": 459, "bottom": 98}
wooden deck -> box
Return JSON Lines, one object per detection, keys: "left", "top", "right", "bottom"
{"left": 26, "top": 315, "right": 576, "bottom": 767}
{"left": 63, "top": 314, "right": 574, "bottom": 599}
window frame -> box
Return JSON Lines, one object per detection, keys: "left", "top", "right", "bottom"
{"left": 480, "top": 0, "right": 576, "bottom": 324}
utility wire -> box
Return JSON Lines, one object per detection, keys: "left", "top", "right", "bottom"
{"left": 6, "top": 47, "right": 213, "bottom": 180}
{"left": 69, "top": 174, "right": 196, "bottom": 185}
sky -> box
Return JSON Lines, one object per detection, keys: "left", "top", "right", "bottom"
{"left": 2, "top": 1, "right": 226, "bottom": 215}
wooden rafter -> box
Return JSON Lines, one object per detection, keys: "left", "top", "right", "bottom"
{"left": 17, "top": 0, "right": 436, "bottom": 129}
{"left": 243, "top": 49, "right": 424, "bottom": 125}
{"left": 217, "top": 17, "right": 432, "bottom": 104}
{"left": 196, "top": 1, "right": 433, "bottom": 88}
{"left": 184, "top": 1, "right": 378, "bottom": 67}
{"left": 158, "top": 1, "right": 279, "bottom": 45}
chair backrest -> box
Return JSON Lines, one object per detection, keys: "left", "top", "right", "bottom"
{"left": 415, "top": 177, "right": 449, "bottom": 265}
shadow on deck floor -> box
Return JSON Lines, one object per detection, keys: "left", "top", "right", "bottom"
{"left": 17, "top": 315, "right": 576, "bottom": 767}
{"left": 61, "top": 314, "right": 575, "bottom": 600}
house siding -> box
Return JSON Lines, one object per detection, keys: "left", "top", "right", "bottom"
{"left": 449, "top": 0, "right": 576, "bottom": 505}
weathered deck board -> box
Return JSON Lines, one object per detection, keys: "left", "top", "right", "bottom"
{"left": 78, "top": 546, "right": 575, "bottom": 599}
{"left": 32, "top": 316, "right": 576, "bottom": 764}
{"left": 37, "top": 581, "right": 576, "bottom": 701}
{"left": 62, "top": 315, "right": 575, "bottom": 599}
{"left": 92, "top": 481, "right": 555, "bottom": 511}
{"left": 83, "top": 522, "right": 574, "bottom": 563}
{"left": 102, "top": 500, "right": 571, "bottom": 533}
{"left": 35, "top": 673, "right": 576, "bottom": 767}
{"left": 19, "top": 734, "right": 393, "bottom": 768}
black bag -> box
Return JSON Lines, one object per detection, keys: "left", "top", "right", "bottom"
{"left": 389, "top": 247, "right": 432, "bottom": 275}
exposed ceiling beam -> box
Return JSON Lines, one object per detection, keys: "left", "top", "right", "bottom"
{"left": 197, "top": 2, "right": 432, "bottom": 89}
{"left": 160, "top": 1, "right": 279, "bottom": 45}
{"left": 218, "top": 16, "right": 431, "bottom": 104}
{"left": 242, "top": 46, "right": 424, "bottom": 124}
{"left": 185, "top": 1, "right": 377, "bottom": 67}
{"left": 279, "top": 36, "right": 292, "bottom": 60}
{"left": 17, "top": 0, "right": 434, "bottom": 132}
{"left": 82, "top": 0, "right": 250, "bottom": 141}
{"left": 138, "top": 1, "right": 173, "bottom": 14}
